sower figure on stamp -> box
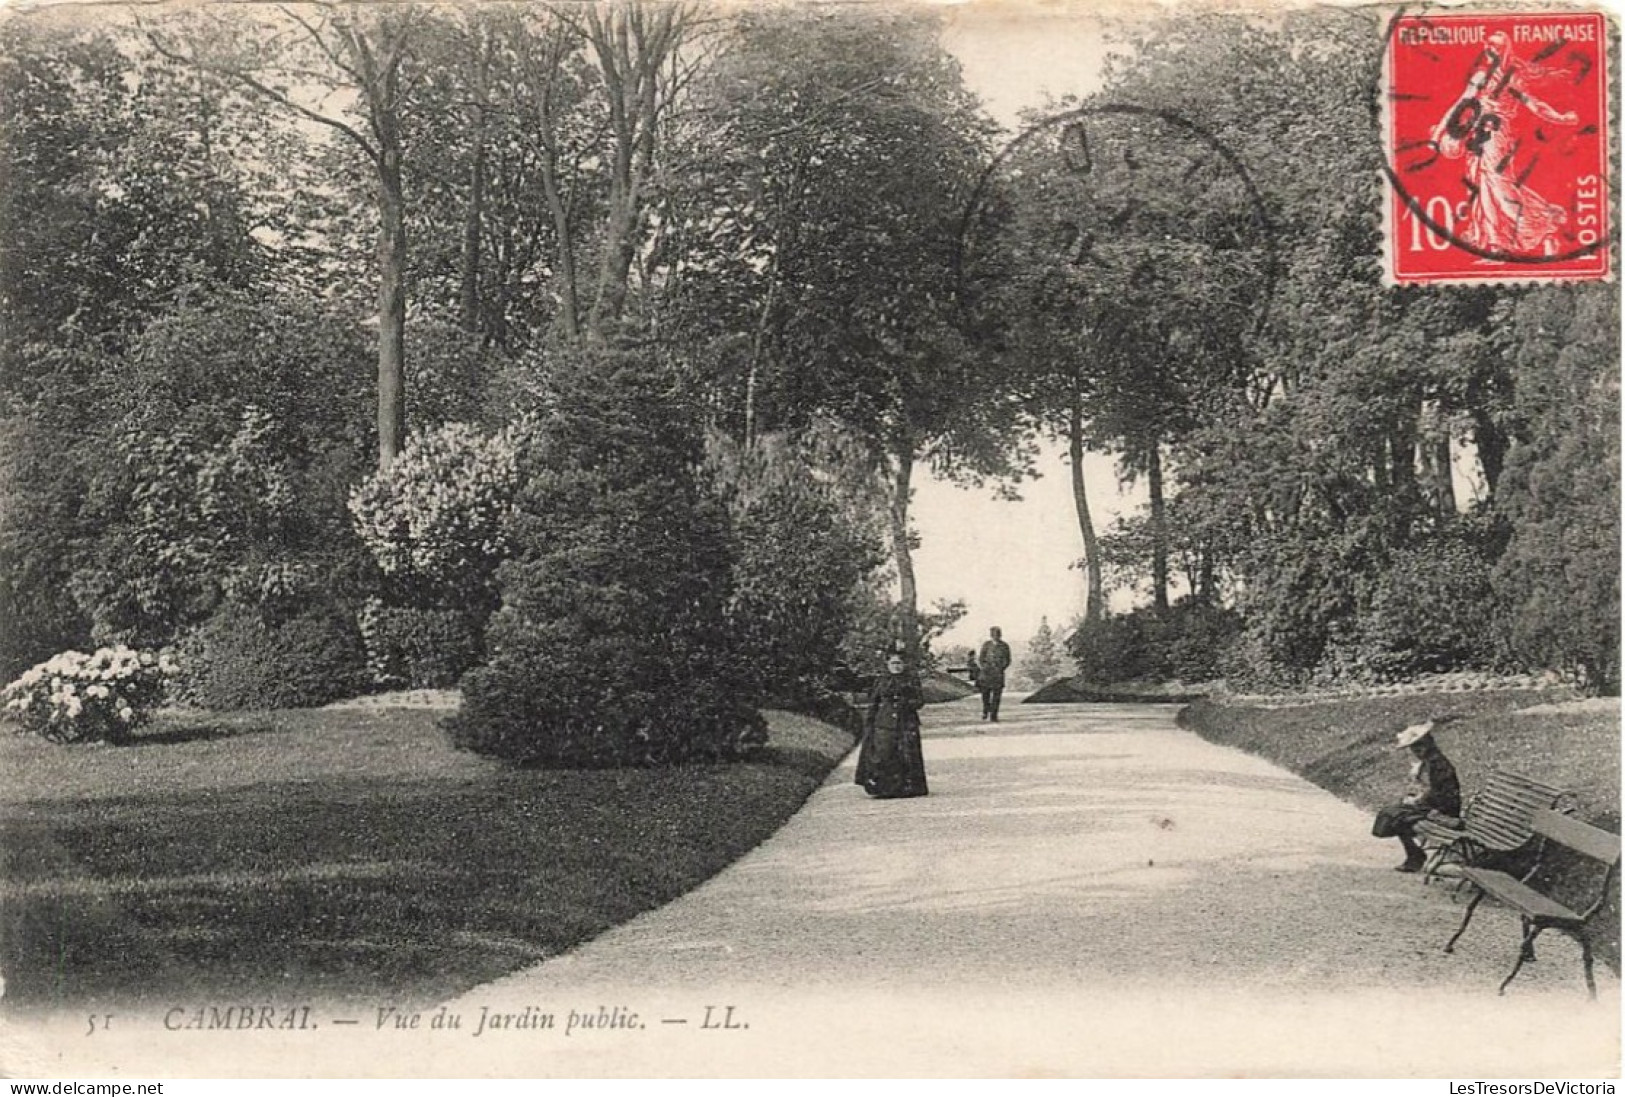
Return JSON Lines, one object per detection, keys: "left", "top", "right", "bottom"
{"left": 976, "top": 626, "right": 1012, "bottom": 723}
{"left": 1372, "top": 720, "right": 1462, "bottom": 873}
{"left": 1430, "top": 31, "right": 1580, "bottom": 259}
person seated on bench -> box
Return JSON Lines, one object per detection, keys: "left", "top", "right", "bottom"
{"left": 1372, "top": 720, "right": 1462, "bottom": 873}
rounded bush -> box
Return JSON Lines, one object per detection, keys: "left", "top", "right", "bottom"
{"left": 2, "top": 645, "right": 177, "bottom": 744}
{"left": 1067, "top": 602, "right": 1240, "bottom": 685}
{"left": 1356, "top": 536, "right": 1502, "bottom": 680}
{"left": 348, "top": 421, "right": 522, "bottom": 606}
{"left": 357, "top": 601, "right": 483, "bottom": 690}
{"left": 177, "top": 606, "right": 367, "bottom": 711}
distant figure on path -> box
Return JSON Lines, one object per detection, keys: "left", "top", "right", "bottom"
{"left": 854, "top": 645, "right": 928, "bottom": 799}
{"left": 977, "top": 626, "right": 1012, "bottom": 722}
{"left": 966, "top": 651, "right": 980, "bottom": 687}
{"left": 1372, "top": 721, "right": 1462, "bottom": 872}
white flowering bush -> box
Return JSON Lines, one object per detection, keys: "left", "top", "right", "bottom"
{"left": 3, "top": 646, "right": 178, "bottom": 744}
{"left": 348, "top": 422, "right": 524, "bottom": 599}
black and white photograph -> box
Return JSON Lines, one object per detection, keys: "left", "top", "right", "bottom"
{"left": 0, "top": 0, "right": 1618, "bottom": 1081}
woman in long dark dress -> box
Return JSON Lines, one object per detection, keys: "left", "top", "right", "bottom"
{"left": 854, "top": 650, "right": 928, "bottom": 799}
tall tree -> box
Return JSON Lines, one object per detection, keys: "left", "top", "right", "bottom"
{"left": 0, "top": 18, "right": 267, "bottom": 409}
{"left": 980, "top": 101, "right": 1270, "bottom": 615}
{"left": 677, "top": 7, "right": 1030, "bottom": 651}
{"left": 1081, "top": 8, "right": 1618, "bottom": 685}
{"left": 1021, "top": 616, "right": 1062, "bottom": 686}
{"left": 145, "top": 4, "right": 424, "bottom": 469}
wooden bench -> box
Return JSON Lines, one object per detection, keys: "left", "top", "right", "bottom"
{"left": 1442, "top": 808, "right": 1620, "bottom": 998}
{"left": 1416, "top": 770, "right": 1576, "bottom": 884}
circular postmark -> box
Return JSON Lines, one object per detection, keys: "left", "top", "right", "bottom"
{"left": 1380, "top": 6, "right": 1611, "bottom": 280}
{"left": 955, "top": 104, "right": 1279, "bottom": 343}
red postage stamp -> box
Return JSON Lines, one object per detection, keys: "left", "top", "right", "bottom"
{"left": 1384, "top": 9, "right": 1611, "bottom": 284}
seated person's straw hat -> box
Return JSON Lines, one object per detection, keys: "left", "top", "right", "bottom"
{"left": 1394, "top": 721, "right": 1435, "bottom": 749}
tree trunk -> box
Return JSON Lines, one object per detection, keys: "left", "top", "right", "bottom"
{"left": 1472, "top": 408, "right": 1509, "bottom": 498}
{"left": 744, "top": 258, "right": 781, "bottom": 447}
{"left": 538, "top": 145, "right": 580, "bottom": 342}
{"left": 887, "top": 440, "right": 921, "bottom": 657}
{"left": 1427, "top": 434, "right": 1457, "bottom": 516}
{"left": 1148, "top": 438, "right": 1168, "bottom": 612}
{"left": 1388, "top": 412, "right": 1419, "bottom": 503}
{"left": 1068, "top": 390, "right": 1104, "bottom": 623}
{"left": 1419, "top": 399, "right": 1457, "bottom": 517}
{"left": 584, "top": 5, "right": 676, "bottom": 340}
{"left": 458, "top": 83, "right": 487, "bottom": 334}
{"left": 376, "top": 148, "right": 407, "bottom": 470}
{"left": 517, "top": 22, "right": 581, "bottom": 343}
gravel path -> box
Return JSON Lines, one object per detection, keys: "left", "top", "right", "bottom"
{"left": 12, "top": 698, "right": 1616, "bottom": 1078}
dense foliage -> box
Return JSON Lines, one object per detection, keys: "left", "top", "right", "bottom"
{"left": 349, "top": 420, "right": 523, "bottom": 608}
{"left": 1008, "top": 11, "right": 1618, "bottom": 692}
{"left": 174, "top": 606, "right": 369, "bottom": 711}
{"left": 1069, "top": 602, "right": 1242, "bottom": 686}
{"left": 446, "top": 349, "right": 766, "bottom": 766}
{"left": 0, "top": 4, "right": 1615, "bottom": 754}
{"left": 707, "top": 431, "right": 889, "bottom": 706}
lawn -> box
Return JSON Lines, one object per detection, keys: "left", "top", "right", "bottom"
{"left": 0, "top": 704, "right": 854, "bottom": 1013}
{"left": 1180, "top": 689, "right": 1621, "bottom": 971}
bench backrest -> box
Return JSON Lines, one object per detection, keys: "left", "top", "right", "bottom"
{"left": 1464, "top": 771, "right": 1574, "bottom": 851}
{"left": 1531, "top": 808, "right": 1622, "bottom": 867}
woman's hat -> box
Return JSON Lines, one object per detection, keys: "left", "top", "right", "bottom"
{"left": 1394, "top": 722, "right": 1435, "bottom": 749}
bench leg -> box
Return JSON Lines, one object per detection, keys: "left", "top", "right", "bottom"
{"left": 1498, "top": 921, "right": 1541, "bottom": 995}
{"left": 1444, "top": 887, "right": 1485, "bottom": 953}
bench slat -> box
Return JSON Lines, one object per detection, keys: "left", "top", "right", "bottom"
{"left": 1450, "top": 771, "right": 1573, "bottom": 853}
{"left": 1459, "top": 868, "right": 1582, "bottom": 924}
{"left": 1532, "top": 809, "right": 1622, "bottom": 866}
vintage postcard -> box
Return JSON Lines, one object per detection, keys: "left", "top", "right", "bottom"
{"left": 0, "top": 0, "right": 1618, "bottom": 1084}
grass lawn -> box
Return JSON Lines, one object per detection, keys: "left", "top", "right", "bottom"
{"left": 1181, "top": 689, "right": 1620, "bottom": 971}
{"left": 0, "top": 705, "right": 854, "bottom": 1014}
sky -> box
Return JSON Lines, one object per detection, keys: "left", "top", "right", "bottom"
{"left": 916, "top": 7, "right": 1136, "bottom": 652}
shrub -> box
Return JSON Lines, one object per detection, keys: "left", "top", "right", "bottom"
{"left": 3, "top": 645, "right": 176, "bottom": 744}
{"left": 68, "top": 406, "right": 312, "bottom": 647}
{"left": 0, "top": 420, "right": 92, "bottom": 682}
{"left": 357, "top": 600, "right": 483, "bottom": 689}
{"left": 1493, "top": 391, "right": 1620, "bottom": 692}
{"left": 708, "top": 432, "right": 889, "bottom": 706}
{"left": 1068, "top": 614, "right": 1151, "bottom": 684}
{"left": 177, "top": 606, "right": 367, "bottom": 711}
{"left": 1215, "top": 627, "right": 1310, "bottom": 693}
{"left": 446, "top": 348, "right": 766, "bottom": 767}
{"left": 1068, "top": 602, "right": 1241, "bottom": 685}
{"left": 348, "top": 421, "right": 524, "bottom": 609}
{"left": 1163, "top": 602, "right": 1243, "bottom": 683}
{"left": 1354, "top": 533, "right": 1503, "bottom": 680}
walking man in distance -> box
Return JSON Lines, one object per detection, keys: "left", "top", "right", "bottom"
{"left": 977, "top": 626, "right": 1012, "bottom": 722}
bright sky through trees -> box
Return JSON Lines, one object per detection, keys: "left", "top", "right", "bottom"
{"left": 918, "top": 9, "right": 1130, "bottom": 650}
